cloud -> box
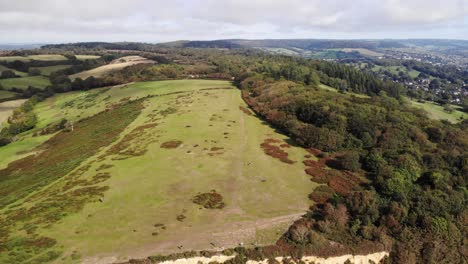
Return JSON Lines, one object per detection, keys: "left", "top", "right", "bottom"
{"left": 0, "top": 0, "right": 467, "bottom": 43}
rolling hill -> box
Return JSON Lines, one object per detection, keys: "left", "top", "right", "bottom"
{"left": 0, "top": 80, "right": 317, "bottom": 263}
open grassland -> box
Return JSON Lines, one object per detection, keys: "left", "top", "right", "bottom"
{"left": 0, "top": 54, "right": 68, "bottom": 62}
{"left": 408, "top": 99, "right": 467, "bottom": 123}
{"left": 0, "top": 65, "right": 28, "bottom": 77}
{"left": 70, "top": 56, "right": 154, "bottom": 80}
{"left": 0, "top": 80, "right": 316, "bottom": 264}
{"left": 0, "top": 76, "right": 51, "bottom": 90}
{"left": 31, "top": 65, "right": 72, "bottom": 76}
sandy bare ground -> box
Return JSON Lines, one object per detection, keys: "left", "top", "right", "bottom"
{"left": 0, "top": 99, "right": 27, "bottom": 127}
{"left": 81, "top": 213, "right": 304, "bottom": 264}
{"left": 70, "top": 56, "right": 155, "bottom": 80}
{"left": 106, "top": 251, "right": 389, "bottom": 264}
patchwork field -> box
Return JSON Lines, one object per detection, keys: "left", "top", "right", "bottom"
{"left": 0, "top": 76, "right": 51, "bottom": 90}
{"left": 0, "top": 65, "right": 28, "bottom": 77}
{"left": 70, "top": 56, "right": 155, "bottom": 80}
{"left": 0, "top": 90, "right": 20, "bottom": 101}
{"left": 31, "top": 65, "right": 72, "bottom": 76}
{"left": 0, "top": 80, "right": 317, "bottom": 264}
{"left": 0, "top": 54, "right": 68, "bottom": 62}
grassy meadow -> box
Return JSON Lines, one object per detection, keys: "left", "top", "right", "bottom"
{"left": 0, "top": 76, "right": 51, "bottom": 90}
{"left": 0, "top": 54, "right": 68, "bottom": 62}
{"left": 0, "top": 80, "right": 316, "bottom": 264}
{"left": 408, "top": 99, "right": 467, "bottom": 123}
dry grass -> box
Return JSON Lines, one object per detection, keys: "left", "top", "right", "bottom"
{"left": 70, "top": 56, "right": 155, "bottom": 80}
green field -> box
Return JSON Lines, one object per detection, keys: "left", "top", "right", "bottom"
{"left": 30, "top": 65, "right": 72, "bottom": 76}
{"left": 0, "top": 76, "right": 51, "bottom": 90}
{"left": 371, "top": 65, "right": 422, "bottom": 79}
{"left": 0, "top": 65, "right": 28, "bottom": 77}
{"left": 75, "top": 55, "right": 101, "bottom": 60}
{"left": 0, "top": 90, "right": 20, "bottom": 101}
{"left": 408, "top": 99, "right": 467, "bottom": 123}
{"left": 0, "top": 54, "right": 68, "bottom": 62}
{"left": 0, "top": 80, "right": 316, "bottom": 263}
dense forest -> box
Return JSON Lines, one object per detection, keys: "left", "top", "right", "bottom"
{"left": 0, "top": 46, "right": 466, "bottom": 263}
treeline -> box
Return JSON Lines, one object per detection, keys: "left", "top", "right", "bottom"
{"left": 237, "top": 72, "right": 467, "bottom": 262}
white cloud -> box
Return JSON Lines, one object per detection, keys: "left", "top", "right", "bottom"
{"left": 0, "top": 0, "right": 467, "bottom": 43}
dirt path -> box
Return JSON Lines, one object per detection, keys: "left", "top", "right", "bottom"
{"left": 82, "top": 213, "right": 304, "bottom": 264}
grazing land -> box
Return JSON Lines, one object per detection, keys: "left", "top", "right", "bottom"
{"left": 0, "top": 90, "right": 20, "bottom": 101}
{"left": 0, "top": 80, "right": 316, "bottom": 264}
{"left": 70, "top": 55, "right": 154, "bottom": 80}
{"left": 0, "top": 65, "right": 28, "bottom": 77}
{"left": 75, "top": 55, "right": 101, "bottom": 60}
{"left": 0, "top": 76, "right": 51, "bottom": 90}
{"left": 0, "top": 54, "right": 68, "bottom": 62}
{"left": 30, "top": 65, "right": 72, "bottom": 76}
{"left": 408, "top": 99, "right": 467, "bottom": 123}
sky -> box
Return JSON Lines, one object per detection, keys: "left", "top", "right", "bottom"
{"left": 0, "top": 0, "right": 467, "bottom": 43}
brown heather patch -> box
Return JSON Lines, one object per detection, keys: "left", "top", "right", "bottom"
{"left": 239, "top": 105, "right": 253, "bottom": 115}
{"left": 261, "top": 138, "right": 295, "bottom": 164}
{"left": 192, "top": 191, "right": 225, "bottom": 209}
{"left": 96, "top": 164, "right": 114, "bottom": 171}
{"left": 160, "top": 140, "right": 183, "bottom": 149}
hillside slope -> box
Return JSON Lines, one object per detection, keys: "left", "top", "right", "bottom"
{"left": 0, "top": 80, "right": 316, "bottom": 264}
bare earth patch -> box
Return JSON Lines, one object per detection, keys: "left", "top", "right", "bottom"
{"left": 161, "top": 140, "right": 183, "bottom": 149}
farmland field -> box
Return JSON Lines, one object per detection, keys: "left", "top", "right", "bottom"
{"left": 0, "top": 76, "right": 51, "bottom": 90}
{"left": 0, "top": 65, "right": 28, "bottom": 77}
{"left": 0, "top": 90, "right": 20, "bottom": 101}
{"left": 0, "top": 80, "right": 316, "bottom": 264}
{"left": 75, "top": 55, "right": 101, "bottom": 60}
{"left": 0, "top": 54, "right": 68, "bottom": 62}
{"left": 31, "top": 65, "right": 72, "bottom": 76}
{"left": 70, "top": 56, "right": 154, "bottom": 80}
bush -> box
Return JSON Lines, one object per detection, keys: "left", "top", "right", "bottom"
{"left": 337, "top": 151, "right": 361, "bottom": 172}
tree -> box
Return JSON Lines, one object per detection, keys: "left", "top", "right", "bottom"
{"left": 28, "top": 68, "right": 41, "bottom": 76}
{"left": 337, "top": 151, "right": 361, "bottom": 171}
{"left": 1, "top": 70, "right": 16, "bottom": 79}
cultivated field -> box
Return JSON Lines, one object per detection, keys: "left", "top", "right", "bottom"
{"left": 0, "top": 75, "right": 51, "bottom": 90}
{"left": 0, "top": 80, "right": 317, "bottom": 264}
{"left": 70, "top": 56, "right": 155, "bottom": 80}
